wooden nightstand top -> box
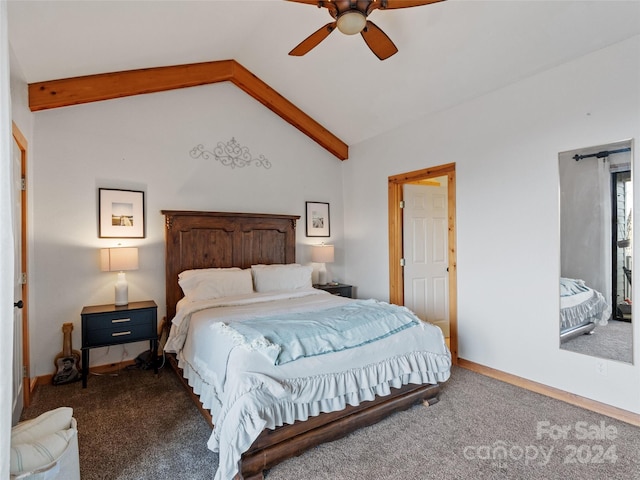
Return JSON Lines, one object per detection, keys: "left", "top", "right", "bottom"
{"left": 81, "top": 300, "right": 157, "bottom": 315}
{"left": 313, "top": 283, "right": 354, "bottom": 298}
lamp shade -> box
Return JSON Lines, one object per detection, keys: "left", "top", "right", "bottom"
{"left": 100, "top": 247, "right": 139, "bottom": 272}
{"left": 311, "top": 244, "right": 334, "bottom": 264}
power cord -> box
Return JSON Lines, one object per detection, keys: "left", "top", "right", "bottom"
{"left": 90, "top": 345, "right": 128, "bottom": 377}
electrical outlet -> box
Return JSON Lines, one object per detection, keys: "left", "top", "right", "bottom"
{"left": 596, "top": 360, "right": 608, "bottom": 376}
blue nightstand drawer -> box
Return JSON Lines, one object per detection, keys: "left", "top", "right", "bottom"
{"left": 84, "top": 309, "right": 154, "bottom": 330}
{"left": 85, "top": 315, "right": 155, "bottom": 346}
{"left": 81, "top": 300, "right": 158, "bottom": 387}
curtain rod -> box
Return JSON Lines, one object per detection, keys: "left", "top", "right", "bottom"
{"left": 573, "top": 147, "right": 631, "bottom": 161}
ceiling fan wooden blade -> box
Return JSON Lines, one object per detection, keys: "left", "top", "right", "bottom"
{"left": 379, "top": 0, "right": 445, "bottom": 9}
{"left": 289, "top": 22, "right": 337, "bottom": 56}
{"left": 361, "top": 20, "right": 398, "bottom": 60}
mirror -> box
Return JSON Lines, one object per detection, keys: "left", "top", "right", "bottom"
{"left": 559, "top": 139, "right": 633, "bottom": 363}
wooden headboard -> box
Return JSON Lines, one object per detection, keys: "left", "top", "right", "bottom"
{"left": 162, "top": 210, "right": 300, "bottom": 320}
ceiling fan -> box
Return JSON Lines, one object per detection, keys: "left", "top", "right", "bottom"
{"left": 287, "top": 0, "right": 445, "bottom": 60}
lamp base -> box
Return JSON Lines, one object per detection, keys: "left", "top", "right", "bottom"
{"left": 317, "top": 263, "right": 327, "bottom": 285}
{"left": 114, "top": 272, "right": 129, "bottom": 306}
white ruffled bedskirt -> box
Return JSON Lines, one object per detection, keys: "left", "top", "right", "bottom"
{"left": 560, "top": 289, "right": 611, "bottom": 331}
{"left": 177, "top": 347, "right": 450, "bottom": 480}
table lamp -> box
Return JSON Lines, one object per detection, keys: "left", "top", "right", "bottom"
{"left": 311, "top": 244, "right": 334, "bottom": 285}
{"left": 100, "top": 247, "right": 139, "bottom": 306}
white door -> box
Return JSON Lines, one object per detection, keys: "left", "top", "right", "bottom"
{"left": 403, "top": 182, "right": 449, "bottom": 336}
{"left": 12, "top": 135, "right": 24, "bottom": 425}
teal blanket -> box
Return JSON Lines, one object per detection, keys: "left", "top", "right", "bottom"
{"left": 227, "top": 299, "right": 419, "bottom": 365}
{"left": 560, "top": 277, "right": 590, "bottom": 297}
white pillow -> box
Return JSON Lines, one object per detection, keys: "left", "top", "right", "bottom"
{"left": 178, "top": 267, "right": 239, "bottom": 293}
{"left": 178, "top": 268, "right": 253, "bottom": 301}
{"left": 10, "top": 428, "right": 76, "bottom": 474}
{"left": 11, "top": 407, "right": 73, "bottom": 445}
{"left": 251, "top": 264, "right": 313, "bottom": 292}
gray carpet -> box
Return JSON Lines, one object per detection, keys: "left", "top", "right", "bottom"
{"left": 21, "top": 365, "right": 640, "bottom": 479}
{"left": 21, "top": 366, "right": 215, "bottom": 480}
{"left": 561, "top": 320, "right": 633, "bottom": 363}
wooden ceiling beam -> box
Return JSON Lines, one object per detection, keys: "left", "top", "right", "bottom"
{"left": 28, "top": 59, "right": 349, "bottom": 160}
{"left": 28, "top": 60, "right": 234, "bottom": 111}
{"left": 230, "top": 62, "right": 348, "bottom": 161}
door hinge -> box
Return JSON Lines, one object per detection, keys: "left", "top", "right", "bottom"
{"left": 22, "top": 366, "right": 27, "bottom": 378}
{"left": 21, "top": 177, "right": 26, "bottom": 191}
{"left": 399, "top": 200, "right": 405, "bottom": 209}
{"left": 21, "top": 272, "right": 27, "bottom": 284}
{"left": 400, "top": 258, "right": 406, "bottom": 267}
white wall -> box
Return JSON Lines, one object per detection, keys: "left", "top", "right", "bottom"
{"left": 343, "top": 35, "right": 640, "bottom": 413}
{"left": 10, "top": 27, "right": 640, "bottom": 415}
{"left": 9, "top": 47, "right": 31, "bottom": 140}
{"left": 26, "top": 82, "right": 345, "bottom": 377}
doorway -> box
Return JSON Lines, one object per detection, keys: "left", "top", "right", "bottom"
{"left": 388, "top": 163, "right": 457, "bottom": 364}
{"left": 612, "top": 168, "right": 632, "bottom": 321}
{"left": 12, "top": 122, "right": 30, "bottom": 422}
{"left": 403, "top": 179, "right": 449, "bottom": 337}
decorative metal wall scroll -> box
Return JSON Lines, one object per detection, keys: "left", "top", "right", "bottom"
{"left": 190, "top": 138, "right": 272, "bottom": 170}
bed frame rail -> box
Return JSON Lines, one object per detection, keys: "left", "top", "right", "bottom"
{"left": 239, "top": 383, "right": 440, "bottom": 480}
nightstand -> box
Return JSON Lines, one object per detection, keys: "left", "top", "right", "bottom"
{"left": 313, "top": 283, "right": 354, "bottom": 298}
{"left": 81, "top": 300, "right": 158, "bottom": 388}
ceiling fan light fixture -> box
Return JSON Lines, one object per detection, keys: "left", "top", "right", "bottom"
{"left": 336, "top": 11, "right": 367, "bottom": 35}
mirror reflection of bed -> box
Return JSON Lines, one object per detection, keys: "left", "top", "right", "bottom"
{"left": 560, "top": 277, "right": 632, "bottom": 363}
{"left": 559, "top": 140, "right": 633, "bottom": 364}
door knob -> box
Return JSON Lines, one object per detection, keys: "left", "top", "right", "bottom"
{"left": 14, "top": 300, "right": 23, "bottom": 309}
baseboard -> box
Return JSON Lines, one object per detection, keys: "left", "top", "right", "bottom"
{"left": 34, "top": 359, "right": 137, "bottom": 387}
{"left": 458, "top": 358, "right": 640, "bottom": 427}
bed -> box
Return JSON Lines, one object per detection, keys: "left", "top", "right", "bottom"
{"left": 161, "top": 210, "right": 451, "bottom": 480}
{"left": 560, "top": 277, "right": 612, "bottom": 343}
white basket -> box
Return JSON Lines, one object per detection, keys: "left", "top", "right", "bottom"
{"left": 10, "top": 418, "right": 80, "bottom": 480}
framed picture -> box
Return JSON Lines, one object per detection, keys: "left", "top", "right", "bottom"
{"left": 99, "top": 188, "right": 145, "bottom": 238}
{"left": 306, "top": 201, "right": 330, "bottom": 237}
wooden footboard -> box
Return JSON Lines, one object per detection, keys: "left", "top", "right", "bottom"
{"left": 167, "top": 354, "right": 439, "bottom": 480}
{"left": 239, "top": 382, "right": 440, "bottom": 480}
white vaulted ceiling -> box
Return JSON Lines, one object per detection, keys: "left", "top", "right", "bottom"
{"left": 7, "top": 0, "right": 640, "bottom": 147}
